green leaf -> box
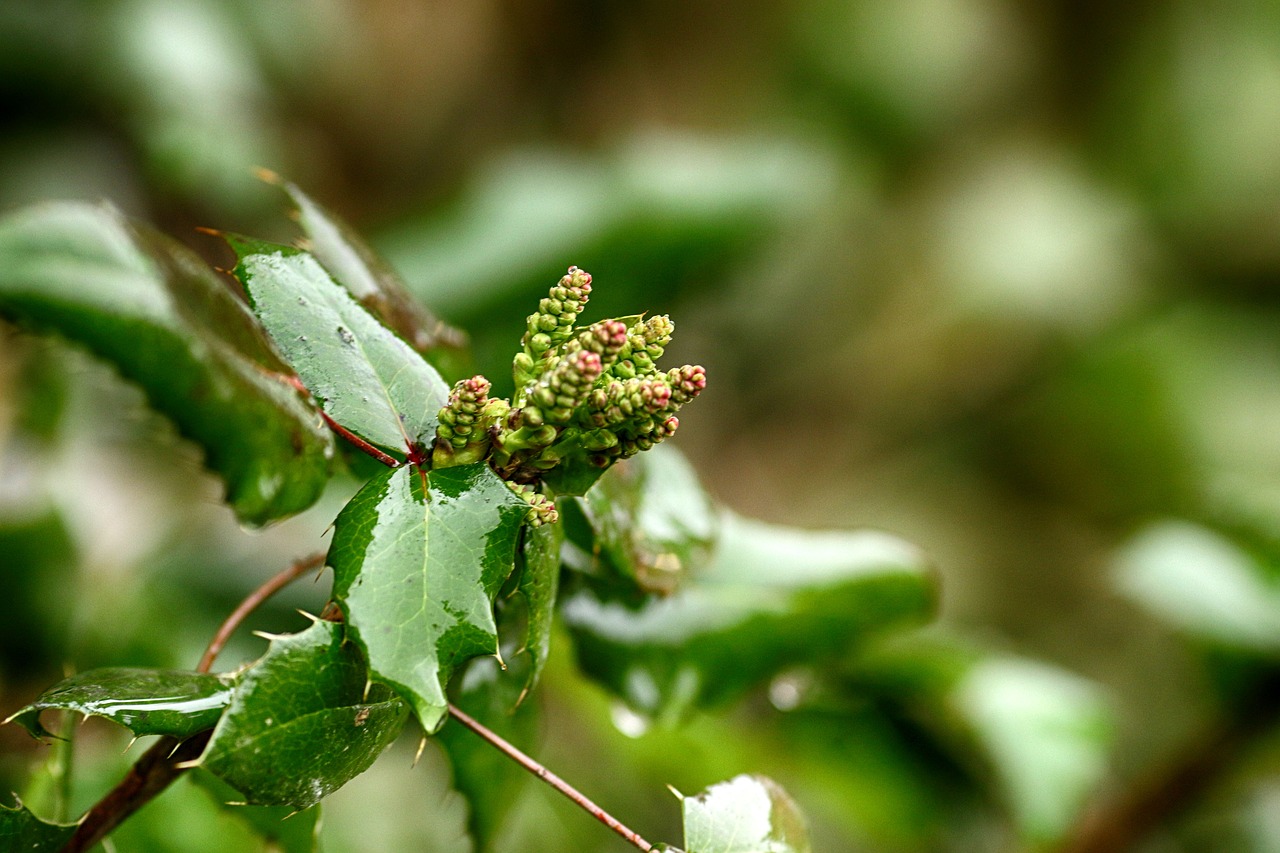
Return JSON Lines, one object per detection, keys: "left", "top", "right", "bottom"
{"left": 267, "top": 175, "right": 469, "bottom": 371}
{"left": 437, "top": 657, "right": 539, "bottom": 852}
{"left": 200, "top": 621, "right": 407, "bottom": 808}
{"left": 0, "top": 800, "right": 77, "bottom": 851}
{"left": 678, "top": 774, "right": 810, "bottom": 853}
{"left": 512, "top": 520, "right": 563, "bottom": 691}
{"left": 1115, "top": 520, "right": 1280, "bottom": 652}
{"left": 7, "top": 668, "right": 232, "bottom": 739}
{"left": 565, "top": 445, "right": 718, "bottom": 594}
{"left": 192, "top": 770, "right": 320, "bottom": 853}
{"left": 0, "top": 202, "right": 334, "bottom": 525}
{"left": 841, "top": 634, "right": 1113, "bottom": 845}
{"left": 327, "top": 464, "right": 527, "bottom": 731}
{"left": 230, "top": 236, "right": 449, "bottom": 457}
{"left": 563, "top": 510, "right": 935, "bottom": 723}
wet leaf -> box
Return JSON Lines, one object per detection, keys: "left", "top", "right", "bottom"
{"left": 437, "top": 656, "right": 539, "bottom": 852}
{"left": 193, "top": 770, "right": 320, "bottom": 853}
{"left": 267, "top": 175, "right": 469, "bottom": 371}
{"left": 1115, "top": 520, "right": 1280, "bottom": 652}
{"left": 7, "top": 668, "right": 232, "bottom": 740}
{"left": 513, "top": 520, "right": 563, "bottom": 691}
{"left": 563, "top": 510, "right": 935, "bottom": 723}
{"left": 566, "top": 445, "right": 718, "bottom": 594}
{"left": 229, "top": 236, "right": 449, "bottom": 457}
{"left": 0, "top": 800, "right": 76, "bottom": 851}
{"left": 678, "top": 774, "right": 810, "bottom": 853}
{"left": 0, "top": 202, "right": 334, "bottom": 525}
{"left": 200, "top": 621, "right": 407, "bottom": 808}
{"left": 327, "top": 463, "right": 527, "bottom": 731}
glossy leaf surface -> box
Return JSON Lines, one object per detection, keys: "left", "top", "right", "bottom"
{"left": 563, "top": 510, "right": 935, "bottom": 722}
{"left": 0, "top": 801, "right": 76, "bottom": 851}
{"left": 200, "top": 621, "right": 407, "bottom": 808}
{"left": 193, "top": 770, "right": 320, "bottom": 853}
{"left": 679, "top": 774, "right": 810, "bottom": 853}
{"left": 328, "top": 463, "right": 527, "bottom": 731}
{"left": 8, "top": 667, "right": 232, "bottom": 739}
{"left": 0, "top": 202, "right": 334, "bottom": 524}
{"left": 268, "top": 176, "right": 468, "bottom": 368}
{"left": 1115, "top": 520, "right": 1280, "bottom": 652}
{"left": 513, "top": 520, "right": 563, "bottom": 690}
{"left": 231, "top": 237, "right": 449, "bottom": 456}
{"left": 566, "top": 445, "right": 718, "bottom": 594}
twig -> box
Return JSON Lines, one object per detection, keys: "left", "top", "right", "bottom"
{"left": 1060, "top": 671, "right": 1280, "bottom": 853}
{"left": 61, "top": 553, "right": 327, "bottom": 853}
{"left": 447, "top": 703, "right": 654, "bottom": 852}
{"left": 196, "top": 552, "right": 326, "bottom": 673}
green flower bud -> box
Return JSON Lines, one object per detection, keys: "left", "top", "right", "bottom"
{"left": 506, "top": 482, "right": 559, "bottom": 527}
{"left": 433, "top": 375, "right": 495, "bottom": 467}
{"left": 666, "top": 365, "right": 707, "bottom": 405}
{"left": 522, "top": 266, "right": 593, "bottom": 358}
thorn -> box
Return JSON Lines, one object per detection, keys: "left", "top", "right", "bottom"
{"left": 515, "top": 684, "right": 531, "bottom": 708}
{"left": 297, "top": 609, "right": 321, "bottom": 623}
{"left": 666, "top": 784, "right": 684, "bottom": 801}
{"left": 122, "top": 737, "right": 137, "bottom": 754}
{"left": 494, "top": 648, "right": 507, "bottom": 671}
{"left": 363, "top": 678, "right": 372, "bottom": 702}
{"left": 173, "top": 758, "right": 203, "bottom": 770}
{"left": 225, "top": 801, "right": 248, "bottom": 807}
{"left": 252, "top": 630, "right": 288, "bottom": 642}
{"left": 413, "top": 736, "right": 427, "bottom": 768}
{"left": 193, "top": 226, "right": 223, "bottom": 237}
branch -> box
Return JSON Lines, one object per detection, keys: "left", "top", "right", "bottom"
{"left": 447, "top": 703, "right": 654, "bottom": 852}
{"left": 62, "top": 553, "right": 327, "bottom": 853}
{"left": 1060, "top": 671, "right": 1280, "bottom": 853}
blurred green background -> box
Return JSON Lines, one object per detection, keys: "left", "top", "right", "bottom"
{"left": 4, "top": 1, "right": 1280, "bottom": 851}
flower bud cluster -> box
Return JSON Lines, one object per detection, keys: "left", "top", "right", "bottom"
{"left": 431, "top": 266, "right": 706, "bottom": 504}
{"left": 506, "top": 481, "right": 559, "bottom": 527}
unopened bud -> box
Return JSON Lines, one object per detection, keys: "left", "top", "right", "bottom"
{"left": 667, "top": 365, "right": 706, "bottom": 405}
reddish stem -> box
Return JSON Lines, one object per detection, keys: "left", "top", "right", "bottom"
{"left": 447, "top": 703, "right": 654, "bottom": 852}
{"left": 283, "top": 374, "right": 403, "bottom": 468}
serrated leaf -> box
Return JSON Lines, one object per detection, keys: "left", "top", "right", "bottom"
{"left": 7, "top": 668, "right": 232, "bottom": 740}
{"left": 327, "top": 463, "right": 527, "bottom": 731}
{"left": 679, "top": 775, "right": 810, "bottom": 853}
{"left": 0, "top": 202, "right": 334, "bottom": 525}
{"left": 563, "top": 510, "right": 935, "bottom": 723}
{"left": 267, "top": 176, "right": 468, "bottom": 369}
{"left": 513, "top": 520, "right": 563, "bottom": 691}
{"left": 0, "top": 800, "right": 77, "bottom": 851}
{"left": 230, "top": 236, "right": 449, "bottom": 457}
{"left": 200, "top": 621, "right": 407, "bottom": 808}
{"left": 193, "top": 770, "right": 320, "bottom": 853}
{"left": 1115, "top": 520, "right": 1280, "bottom": 652}
{"left": 565, "top": 445, "right": 718, "bottom": 595}
{"left": 437, "top": 656, "right": 539, "bottom": 852}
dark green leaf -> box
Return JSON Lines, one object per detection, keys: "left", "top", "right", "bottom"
{"left": 513, "top": 520, "right": 563, "bottom": 691}
{"left": 200, "top": 621, "right": 407, "bottom": 808}
{"left": 193, "top": 770, "right": 320, "bottom": 853}
{"left": 0, "top": 202, "right": 334, "bottom": 525}
{"left": 267, "top": 175, "right": 469, "bottom": 369}
{"left": 0, "top": 800, "right": 76, "bottom": 851}
{"left": 437, "top": 657, "right": 539, "bottom": 852}
{"left": 563, "top": 510, "right": 935, "bottom": 723}
{"left": 230, "top": 236, "right": 449, "bottom": 457}
{"left": 678, "top": 774, "right": 810, "bottom": 853}
{"left": 7, "top": 668, "right": 232, "bottom": 739}
{"left": 1115, "top": 521, "right": 1280, "bottom": 652}
{"left": 841, "top": 634, "right": 1113, "bottom": 844}
{"left": 566, "top": 445, "right": 718, "bottom": 594}
{"left": 327, "top": 463, "right": 527, "bottom": 731}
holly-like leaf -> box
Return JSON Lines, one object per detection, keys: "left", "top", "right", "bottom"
{"left": 563, "top": 510, "right": 935, "bottom": 722}
{"left": 193, "top": 770, "right": 320, "bottom": 853}
{"left": 512, "top": 520, "right": 563, "bottom": 691}
{"left": 676, "top": 774, "right": 810, "bottom": 853}
{"left": 437, "top": 656, "right": 539, "bottom": 852}
{"left": 0, "top": 800, "right": 77, "bottom": 851}
{"left": 199, "top": 621, "right": 407, "bottom": 808}
{"left": 564, "top": 445, "right": 718, "bottom": 595}
{"left": 7, "top": 668, "right": 232, "bottom": 740}
{"left": 230, "top": 236, "right": 449, "bottom": 457}
{"left": 0, "top": 202, "right": 334, "bottom": 525}
{"left": 264, "top": 174, "right": 468, "bottom": 370}
{"left": 327, "top": 463, "right": 527, "bottom": 731}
